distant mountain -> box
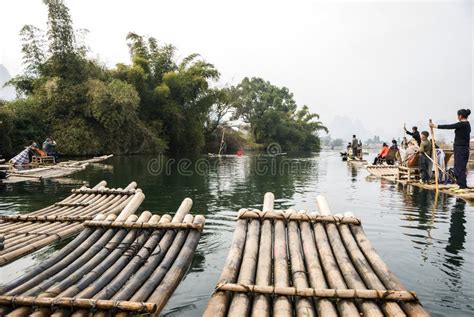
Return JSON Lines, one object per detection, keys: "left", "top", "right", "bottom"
{"left": 327, "top": 115, "right": 379, "bottom": 142}
{"left": 0, "top": 64, "right": 16, "bottom": 100}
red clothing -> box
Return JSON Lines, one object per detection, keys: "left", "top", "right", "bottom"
{"left": 378, "top": 146, "right": 389, "bottom": 158}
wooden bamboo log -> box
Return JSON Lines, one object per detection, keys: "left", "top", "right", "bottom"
{"left": 314, "top": 196, "right": 360, "bottom": 316}
{"left": 203, "top": 212, "right": 248, "bottom": 317}
{"left": 299, "top": 212, "right": 338, "bottom": 317}
{"left": 339, "top": 212, "right": 406, "bottom": 316}
{"left": 4, "top": 216, "right": 134, "bottom": 317}
{"left": 215, "top": 283, "right": 417, "bottom": 301}
{"left": 126, "top": 214, "right": 195, "bottom": 302}
{"left": 82, "top": 214, "right": 173, "bottom": 302}
{"left": 0, "top": 295, "right": 156, "bottom": 313}
{"left": 320, "top": 207, "right": 383, "bottom": 317}
{"left": 349, "top": 222, "right": 430, "bottom": 316}
{"left": 238, "top": 209, "right": 361, "bottom": 225}
{"left": 273, "top": 210, "right": 292, "bottom": 317}
{"left": 147, "top": 215, "right": 206, "bottom": 316}
{"left": 287, "top": 209, "right": 316, "bottom": 316}
{"left": 0, "top": 214, "right": 107, "bottom": 294}
{"left": 227, "top": 216, "right": 261, "bottom": 316}
{"left": 9, "top": 215, "right": 118, "bottom": 296}
{"left": 83, "top": 220, "right": 203, "bottom": 230}
{"left": 251, "top": 193, "right": 274, "bottom": 317}
{"left": 108, "top": 199, "right": 193, "bottom": 301}
{"left": 44, "top": 213, "right": 160, "bottom": 317}
{"left": 114, "top": 191, "right": 145, "bottom": 222}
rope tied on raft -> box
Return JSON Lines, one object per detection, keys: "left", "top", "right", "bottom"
{"left": 237, "top": 209, "right": 362, "bottom": 225}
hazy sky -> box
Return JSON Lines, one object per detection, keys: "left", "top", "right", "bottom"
{"left": 0, "top": 0, "right": 472, "bottom": 140}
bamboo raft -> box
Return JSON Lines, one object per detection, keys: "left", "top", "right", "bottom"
{"left": 397, "top": 181, "right": 474, "bottom": 203}
{"left": 366, "top": 165, "right": 399, "bottom": 179}
{"left": 205, "top": 193, "right": 429, "bottom": 317}
{"left": 1, "top": 155, "right": 113, "bottom": 184}
{"left": 347, "top": 157, "right": 368, "bottom": 167}
{"left": 0, "top": 180, "right": 143, "bottom": 266}
{"left": 0, "top": 198, "right": 205, "bottom": 316}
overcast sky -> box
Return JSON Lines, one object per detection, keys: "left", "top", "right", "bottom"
{"left": 0, "top": 0, "right": 472, "bottom": 140}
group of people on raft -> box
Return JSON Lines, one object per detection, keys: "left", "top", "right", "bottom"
{"left": 9, "top": 137, "right": 58, "bottom": 166}
{"left": 369, "top": 108, "right": 471, "bottom": 189}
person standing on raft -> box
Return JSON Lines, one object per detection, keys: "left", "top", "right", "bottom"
{"left": 404, "top": 125, "right": 421, "bottom": 146}
{"left": 430, "top": 109, "right": 471, "bottom": 189}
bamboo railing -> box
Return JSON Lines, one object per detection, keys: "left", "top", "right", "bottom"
{"left": 0, "top": 198, "right": 205, "bottom": 316}
{"left": 204, "top": 194, "right": 429, "bottom": 317}
{"left": 0, "top": 181, "right": 143, "bottom": 266}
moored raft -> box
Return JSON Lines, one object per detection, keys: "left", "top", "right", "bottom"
{"left": 0, "top": 180, "right": 143, "bottom": 266}
{"left": 204, "top": 193, "right": 429, "bottom": 316}
{"left": 1, "top": 155, "right": 113, "bottom": 184}
{"left": 0, "top": 198, "right": 205, "bottom": 316}
{"left": 366, "top": 165, "right": 399, "bottom": 179}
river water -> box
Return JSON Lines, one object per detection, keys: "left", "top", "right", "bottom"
{"left": 0, "top": 151, "right": 473, "bottom": 316}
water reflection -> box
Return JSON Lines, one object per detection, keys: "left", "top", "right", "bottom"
{"left": 0, "top": 152, "right": 472, "bottom": 316}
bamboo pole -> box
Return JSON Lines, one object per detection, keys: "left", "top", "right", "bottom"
{"left": 84, "top": 214, "right": 173, "bottom": 301}
{"left": 299, "top": 212, "right": 338, "bottom": 317}
{"left": 83, "top": 220, "right": 203, "bottom": 230}
{"left": 0, "top": 295, "right": 156, "bottom": 314}
{"left": 4, "top": 216, "right": 135, "bottom": 317}
{"left": 339, "top": 212, "right": 406, "bottom": 317}
{"left": 127, "top": 214, "right": 195, "bottom": 302}
{"left": 273, "top": 209, "right": 292, "bottom": 317}
{"left": 314, "top": 196, "right": 360, "bottom": 316}
{"left": 203, "top": 213, "right": 248, "bottom": 317}
{"left": 0, "top": 214, "right": 107, "bottom": 295}
{"left": 238, "top": 209, "right": 361, "bottom": 225}
{"left": 250, "top": 193, "right": 274, "bottom": 317}
{"left": 47, "top": 213, "right": 160, "bottom": 317}
{"left": 429, "top": 119, "right": 439, "bottom": 192}
{"left": 10, "top": 215, "right": 118, "bottom": 296}
{"left": 321, "top": 208, "right": 383, "bottom": 317}
{"left": 146, "top": 215, "right": 206, "bottom": 316}
{"left": 287, "top": 209, "right": 316, "bottom": 316}
{"left": 113, "top": 190, "right": 145, "bottom": 222}
{"left": 71, "top": 189, "right": 136, "bottom": 195}
{"left": 215, "top": 284, "right": 417, "bottom": 301}
{"left": 349, "top": 223, "right": 430, "bottom": 316}
{"left": 0, "top": 215, "right": 94, "bottom": 223}
{"left": 106, "top": 199, "right": 193, "bottom": 301}
{"left": 227, "top": 217, "right": 261, "bottom": 316}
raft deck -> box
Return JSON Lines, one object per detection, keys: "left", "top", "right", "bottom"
{"left": 0, "top": 180, "right": 143, "bottom": 266}
{"left": 0, "top": 198, "right": 205, "bottom": 316}
{"left": 205, "top": 194, "right": 428, "bottom": 317}
{"left": 1, "top": 155, "right": 113, "bottom": 184}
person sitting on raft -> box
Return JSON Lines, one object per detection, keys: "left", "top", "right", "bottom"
{"left": 373, "top": 142, "right": 389, "bottom": 165}
{"left": 43, "top": 137, "right": 58, "bottom": 161}
{"left": 404, "top": 125, "right": 421, "bottom": 146}
{"left": 418, "top": 131, "right": 433, "bottom": 184}
{"left": 9, "top": 141, "right": 38, "bottom": 166}
{"left": 430, "top": 108, "right": 471, "bottom": 189}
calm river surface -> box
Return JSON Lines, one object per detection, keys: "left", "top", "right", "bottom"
{"left": 0, "top": 151, "right": 473, "bottom": 316}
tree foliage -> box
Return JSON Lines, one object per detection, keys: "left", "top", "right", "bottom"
{"left": 232, "top": 77, "right": 327, "bottom": 151}
{"left": 1, "top": 0, "right": 327, "bottom": 158}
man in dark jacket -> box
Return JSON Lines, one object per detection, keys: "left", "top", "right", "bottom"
{"left": 404, "top": 125, "right": 421, "bottom": 146}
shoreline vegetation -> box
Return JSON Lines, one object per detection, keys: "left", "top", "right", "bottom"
{"left": 0, "top": 0, "right": 327, "bottom": 159}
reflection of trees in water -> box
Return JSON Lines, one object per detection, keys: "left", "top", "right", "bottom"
{"left": 397, "top": 184, "right": 468, "bottom": 302}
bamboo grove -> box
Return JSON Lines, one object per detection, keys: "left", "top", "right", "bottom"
{"left": 0, "top": 0, "right": 327, "bottom": 158}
